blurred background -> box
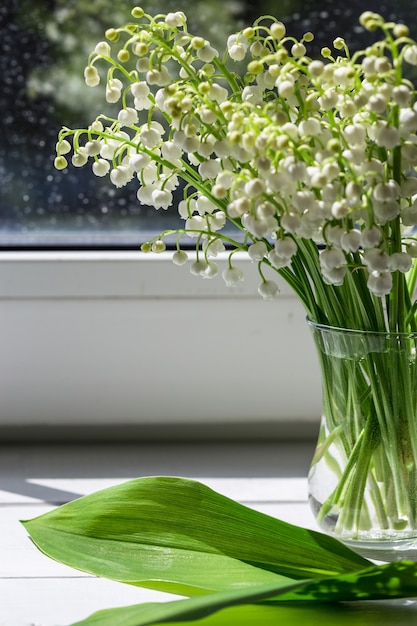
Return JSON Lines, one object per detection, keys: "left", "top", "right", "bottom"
{"left": 2, "top": 0, "right": 415, "bottom": 248}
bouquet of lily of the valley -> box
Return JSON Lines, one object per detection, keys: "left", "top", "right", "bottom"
{"left": 55, "top": 8, "right": 417, "bottom": 333}
{"left": 52, "top": 6, "right": 417, "bottom": 568}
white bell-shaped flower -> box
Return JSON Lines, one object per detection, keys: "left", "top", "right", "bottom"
{"left": 320, "top": 248, "right": 346, "bottom": 271}
{"left": 196, "top": 196, "right": 217, "bottom": 215}
{"left": 361, "top": 227, "right": 381, "bottom": 248}
{"left": 367, "top": 271, "right": 393, "bottom": 297}
{"left": 72, "top": 148, "right": 88, "bottom": 167}
{"left": 248, "top": 241, "right": 267, "bottom": 261}
{"left": 110, "top": 165, "right": 133, "bottom": 188}
{"left": 185, "top": 215, "right": 206, "bottom": 236}
{"left": 401, "top": 201, "right": 417, "bottom": 226}
{"left": 222, "top": 266, "right": 244, "bottom": 287}
{"left": 387, "top": 252, "right": 412, "bottom": 273}
{"left": 274, "top": 237, "right": 297, "bottom": 259}
{"left": 85, "top": 140, "right": 102, "bottom": 156}
{"left": 165, "top": 11, "right": 186, "bottom": 27}
{"left": 118, "top": 107, "right": 138, "bottom": 127}
{"left": 258, "top": 280, "right": 279, "bottom": 300}
{"left": 203, "top": 238, "right": 225, "bottom": 257}
{"left": 140, "top": 127, "right": 162, "bottom": 148}
{"left": 363, "top": 248, "right": 389, "bottom": 272}
{"left": 373, "top": 199, "right": 400, "bottom": 224}
{"left": 92, "top": 159, "right": 110, "bottom": 177}
{"left": 341, "top": 230, "right": 361, "bottom": 253}
{"left": 151, "top": 189, "right": 173, "bottom": 210}
{"left": 281, "top": 213, "right": 301, "bottom": 234}
{"left": 198, "top": 159, "right": 221, "bottom": 180}
{"left": 321, "top": 266, "right": 347, "bottom": 286}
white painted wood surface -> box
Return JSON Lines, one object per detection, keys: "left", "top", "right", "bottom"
{"left": 2, "top": 442, "right": 417, "bottom": 626}
{"left": 1, "top": 442, "right": 314, "bottom": 626}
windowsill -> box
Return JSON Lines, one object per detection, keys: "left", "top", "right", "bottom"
{"left": 0, "top": 250, "right": 295, "bottom": 298}
{"left": 2, "top": 440, "right": 316, "bottom": 624}
{"left": 0, "top": 251, "right": 321, "bottom": 438}
{"left": 3, "top": 441, "right": 417, "bottom": 625}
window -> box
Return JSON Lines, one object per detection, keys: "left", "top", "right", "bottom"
{"left": 1, "top": 0, "right": 255, "bottom": 247}
{"left": 3, "top": 0, "right": 413, "bottom": 248}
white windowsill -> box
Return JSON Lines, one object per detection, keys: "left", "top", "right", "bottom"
{"left": 0, "top": 251, "right": 321, "bottom": 440}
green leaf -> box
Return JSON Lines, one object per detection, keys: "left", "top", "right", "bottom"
{"left": 68, "top": 562, "right": 417, "bottom": 626}
{"left": 69, "top": 601, "right": 417, "bottom": 626}
{"left": 22, "top": 477, "right": 368, "bottom": 596}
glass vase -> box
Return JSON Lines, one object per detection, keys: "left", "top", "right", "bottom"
{"left": 307, "top": 320, "right": 417, "bottom": 560}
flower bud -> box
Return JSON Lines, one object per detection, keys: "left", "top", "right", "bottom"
{"left": 152, "top": 239, "right": 166, "bottom": 253}
{"left": 110, "top": 165, "right": 132, "bottom": 187}
{"left": 393, "top": 85, "right": 411, "bottom": 107}
{"left": 54, "top": 156, "right": 68, "bottom": 170}
{"left": 401, "top": 202, "right": 417, "bottom": 226}
{"left": 105, "top": 28, "right": 119, "bottom": 42}
{"left": 407, "top": 242, "right": 417, "bottom": 258}
{"left": 172, "top": 250, "right": 188, "bottom": 266}
{"left": 404, "top": 45, "right": 417, "bottom": 66}
{"left": 56, "top": 139, "right": 71, "bottom": 155}
{"left": 84, "top": 66, "right": 100, "bottom": 87}
{"left": 106, "top": 86, "right": 122, "bottom": 103}
{"left": 291, "top": 42, "right": 306, "bottom": 57}
{"left": 270, "top": 21, "right": 286, "bottom": 40}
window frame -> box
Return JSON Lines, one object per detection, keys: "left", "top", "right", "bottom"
{"left": 0, "top": 251, "right": 320, "bottom": 440}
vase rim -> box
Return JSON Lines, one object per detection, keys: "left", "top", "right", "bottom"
{"left": 307, "top": 318, "right": 417, "bottom": 338}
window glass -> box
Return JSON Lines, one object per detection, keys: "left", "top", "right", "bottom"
{"left": 1, "top": 0, "right": 415, "bottom": 247}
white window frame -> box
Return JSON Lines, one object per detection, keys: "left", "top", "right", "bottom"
{"left": 0, "top": 251, "right": 321, "bottom": 440}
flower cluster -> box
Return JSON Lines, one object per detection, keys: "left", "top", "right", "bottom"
{"left": 55, "top": 8, "right": 417, "bottom": 329}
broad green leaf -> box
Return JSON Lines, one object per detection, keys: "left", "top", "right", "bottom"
{"left": 22, "top": 477, "right": 368, "bottom": 596}
{"left": 69, "top": 600, "right": 417, "bottom": 626}
{"left": 68, "top": 562, "right": 417, "bottom": 626}
{"left": 25, "top": 526, "right": 286, "bottom": 595}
